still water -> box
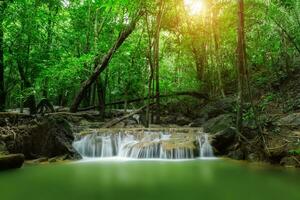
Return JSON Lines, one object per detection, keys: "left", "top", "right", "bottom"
{"left": 0, "top": 159, "right": 299, "bottom": 200}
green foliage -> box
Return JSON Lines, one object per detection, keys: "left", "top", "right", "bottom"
{"left": 289, "top": 149, "right": 300, "bottom": 156}
{"left": 1, "top": 0, "right": 300, "bottom": 110}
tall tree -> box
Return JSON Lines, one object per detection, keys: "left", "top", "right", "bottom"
{"left": 236, "top": 0, "right": 246, "bottom": 133}
{"left": 0, "top": 0, "right": 7, "bottom": 111}
{"left": 154, "top": 0, "right": 164, "bottom": 123}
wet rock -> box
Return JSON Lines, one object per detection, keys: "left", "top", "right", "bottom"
{"left": 280, "top": 156, "right": 300, "bottom": 168}
{"left": 176, "top": 115, "right": 191, "bottom": 126}
{"left": 160, "top": 115, "right": 191, "bottom": 126}
{"left": 211, "top": 127, "right": 238, "bottom": 155}
{"left": 0, "top": 140, "right": 8, "bottom": 154}
{"left": 161, "top": 115, "right": 177, "bottom": 124}
{"left": 125, "top": 119, "right": 138, "bottom": 126}
{"left": 246, "top": 153, "right": 261, "bottom": 162}
{"left": 0, "top": 154, "right": 25, "bottom": 170}
{"left": 5, "top": 116, "right": 81, "bottom": 160}
{"left": 203, "top": 114, "right": 234, "bottom": 134}
{"left": 112, "top": 121, "right": 126, "bottom": 128}
{"left": 49, "top": 155, "right": 68, "bottom": 163}
{"left": 278, "top": 113, "right": 300, "bottom": 128}
{"left": 29, "top": 157, "right": 49, "bottom": 164}
{"left": 228, "top": 149, "right": 244, "bottom": 160}
{"left": 189, "top": 118, "right": 206, "bottom": 127}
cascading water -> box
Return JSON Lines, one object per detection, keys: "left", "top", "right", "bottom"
{"left": 73, "top": 131, "right": 214, "bottom": 159}
{"left": 197, "top": 134, "right": 214, "bottom": 157}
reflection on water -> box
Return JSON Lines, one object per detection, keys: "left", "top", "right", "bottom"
{"left": 0, "top": 159, "right": 300, "bottom": 200}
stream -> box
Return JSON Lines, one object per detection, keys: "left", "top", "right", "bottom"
{"left": 0, "top": 159, "right": 300, "bottom": 200}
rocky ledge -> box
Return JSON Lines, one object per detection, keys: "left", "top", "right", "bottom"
{"left": 0, "top": 154, "right": 25, "bottom": 170}
{"left": 0, "top": 113, "right": 81, "bottom": 170}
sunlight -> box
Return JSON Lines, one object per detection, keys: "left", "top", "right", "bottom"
{"left": 184, "top": 0, "right": 204, "bottom": 16}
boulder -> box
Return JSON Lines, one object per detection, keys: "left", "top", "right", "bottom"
{"left": 211, "top": 127, "right": 238, "bottom": 155}
{"left": 161, "top": 115, "right": 177, "bottom": 124}
{"left": 194, "top": 97, "right": 235, "bottom": 120}
{"left": 0, "top": 140, "right": 8, "bottom": 154}
{"left": 5, "top": 116, "right": 81, "bottom": 160}
{"left": 176, "top": 115, "right": 191, "bottom": 126}
{"left": 280, "top": 156, "right": 300, "bottom": 168}
{"left": 160, "top": 115, "right": 191, "bottom": 126}
{"left": 228, "top": 149, "right": 244, "bottom": 160}
{"left": 0, "top": 154, "right": 24, "bottom": 170}
{"left": 203, "top": 114, "right": 234, "bottom": 134}
{"left": 246, "top": 153, "right": 261, "bottom": 162}
{"left": 278, "top": 113, "right": 300, "bottom": 128}
{"left": 189, "top": 118, "right": 206, "bottom": 127}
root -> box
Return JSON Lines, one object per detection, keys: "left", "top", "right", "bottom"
{"left": 292, "top": 156, "right": 300, "bottom": 166}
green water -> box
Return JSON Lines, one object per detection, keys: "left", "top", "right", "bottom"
{"left": 0, "top": 159, "right": 300, "bottom": 200}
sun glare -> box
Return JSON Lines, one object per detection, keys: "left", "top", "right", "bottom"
{"left": 184, "top": 0, "right": 204, "bottom": 16}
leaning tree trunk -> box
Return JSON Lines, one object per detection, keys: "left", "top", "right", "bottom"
{"left": 70, "top": 15, "right": 141, "bottom": 113}
{"left": 0, "top": 2, "right": 6, "bottom": 112}
{"left": 236, "top": 0, "right": 246, "bottom": 133}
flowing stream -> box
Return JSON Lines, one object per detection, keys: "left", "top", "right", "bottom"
{"left": 73, "top": 131, "right": 214, "bottom": 159}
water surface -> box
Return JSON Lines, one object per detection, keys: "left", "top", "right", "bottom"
{"left": 0, "top": 159, "right": 299, "bottom": 200}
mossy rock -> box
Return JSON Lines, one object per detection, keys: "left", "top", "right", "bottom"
{"left": 0, "top": 154, "right": 25, "bottom": 170}
{"left": 203, "top": 114, "right": 234, "bottom": 134}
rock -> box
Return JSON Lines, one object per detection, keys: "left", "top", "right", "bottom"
{"left": 203, "top": 114, "right": 234, "bottom": 134}
{"left": 176, "top": 115, "right": 191, "bottom": 126}
{"left": 280, "top": 156, "right": 300, "bottom": 168}
{"left": 160, "top": 115, "right": 191, "bottom": 126}
{"left": 211, "top": 127, "right": 238, "bottom": 155}
{"left": 246, "top": 153, "right": 261, "bottom": 162}
{"left": 5, "top": 116, "right": 81, "bottom": 160}
{"left": 125, "top": 119, "right": 138, "bottom": 126}
{"left": 0, "top": 140, "right": 8, "bottom": 154}
{"left": 49, "top": 155, "right": 68, "bottom": 163}
{"left": 194, "top": 97, "right": 235, "bottom": 120}
{"left": 161, "top": 115, "right": 177, "bottom": 124}
{"left": 112, "top": 121, "right": 126, "bottom": 128}
{"left": 0, "top": 154, "right": 25, "bottom": 170}
{"left": 278, "top": 113, "right": 300, "bottom": 128}
{"left": 28, "top": 157, "right": 49, "bottom": 164}
{"left": 228, "top": 149, "right": 244, "bottom": 160}
{"left": 189, "top": 118, "right": 206, "bottom": 127}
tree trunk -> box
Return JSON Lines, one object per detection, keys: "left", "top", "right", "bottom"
{"left": 154, "top": 0, "right": 164, "bottom": 124}
{"left": 70, "top": 14, "right": 141, "bottom": 113}
{"left": 0, "top": 2, "right": 6, "bottom": 111}
{"left": 17, "top": 60, "right": 36, "bottom": 114}
{"left": 96, "top": 77, "right": 105, "bottom": 119}
{"left": 42, "top": 1, "right": 55, "bottom": 99}
{"left": 212, "top": 9, "right": 225, "bottom": 97}
{"left": 236, "top": 0, "right": 246, "bottom": 133}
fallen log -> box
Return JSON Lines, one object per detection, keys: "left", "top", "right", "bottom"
{"left": 78, "top": 91, "right": 208, "bottom": 111}
{"left": 0, "top": 154, "right": 25, "bottom": 171}
{"left": 107, "top": 91, "right": 208, "bottom": 106}
{"left": 102, "top": 104, "right": 153, "bottom": 128}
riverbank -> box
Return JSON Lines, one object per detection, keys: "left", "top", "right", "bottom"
{"left": 0, "top": 102, "right": 300, "bottom": 169}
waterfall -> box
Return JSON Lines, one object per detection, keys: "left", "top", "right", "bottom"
{"left": 197, "top": 134, "right": 214, "bottom": 158}
{"left": 73, "top": 131, "right": 214, "bottom": 159}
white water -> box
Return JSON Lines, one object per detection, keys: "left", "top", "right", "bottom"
{"left": 73, "top": 131, "right": 214, "bottom": 159}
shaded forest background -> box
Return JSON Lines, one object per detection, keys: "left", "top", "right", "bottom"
{"left": 0, "top": 0, "right": 299, "bottom": 124}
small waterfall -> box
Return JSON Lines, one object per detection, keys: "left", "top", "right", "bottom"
{"left": 74, "top": 131, "right": 214, "bottom": 159}
{"left": 197, "top": 134, "right": 214, "bottom": 158}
